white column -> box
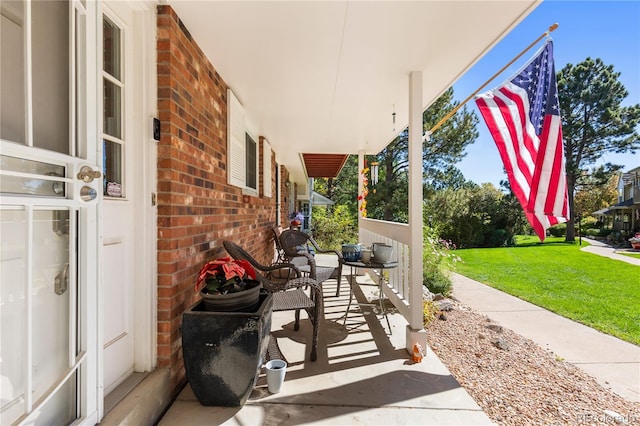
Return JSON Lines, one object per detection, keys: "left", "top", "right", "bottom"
{"left": 357, "top": 151, "right": 365, "bottom": 240}
{"left": 405, "top": 71, "right": 427, "bottom": 354}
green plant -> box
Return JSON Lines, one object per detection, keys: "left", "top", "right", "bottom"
{"left": 484, "top": 228, "right": 516, "bottom": 247}
{"left": 423, "top": 269, "right": 452, "bottom": 296}
{"left": 422, "top": 300, "right": 441, "bottom": 327}
{"left": 606, "top": 231, "right": 626, "bottom": 245}
{"left": 422, "top": 227, "right": 459, "bottom": 296}
{"left": 548, "top": 223, "right": 567, "bottom": 237}
{"left": 311, "top": 204, "right": 357, "bottom": 251}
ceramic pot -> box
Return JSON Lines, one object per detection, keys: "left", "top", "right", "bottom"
{"left": 182, "top": 293, "right": 273, "bottom": 406}
{"left": 201, "top": 280, "right": 261, "bottom": 311}
{"left": 360, "top": 249, "right": 372, "bottom": 263}
{"left": 341, "top": 244, "right": 361, "bottom": 262}
{"left": 372, "top": 243, "right": 392, "bottom": 263}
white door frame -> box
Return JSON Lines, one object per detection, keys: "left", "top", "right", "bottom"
{"left": 129, "top": 2, "right": 157, "bottom": 375}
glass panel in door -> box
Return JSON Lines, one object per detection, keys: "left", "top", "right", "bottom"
{"left": 0, "top": 208, "right": 26, "bottom": 425}
{"left": 102, "top": 15, "right": 124, "bottom": 198}
{"left": 0, "top": 206, "right": 78, "bottom": 425}
{"left": 32, "top": 1, "right": 70, "bottom": 154}
{"left": 0, "top": 1, "right": 25, "bottom": 143}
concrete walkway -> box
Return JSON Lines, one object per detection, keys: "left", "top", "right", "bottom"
{"left": 451, "top": 239, "right": 640, "bottom": 403}
{"left": 580, "top": 237, "right": 640, "bottom": 266}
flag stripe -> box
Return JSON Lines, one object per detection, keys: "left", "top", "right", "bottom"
{"left": 494, "top": 88, "right": 535, "bottom": 184}
{"left": 475, "top": 96, "right": 531, "bottom": 208}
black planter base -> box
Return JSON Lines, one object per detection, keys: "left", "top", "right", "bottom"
{"left": 182, "top": 293, "right": 273, "bottom": 406}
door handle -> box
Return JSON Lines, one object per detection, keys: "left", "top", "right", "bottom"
{"left": 55, "top": 263, "right": 69, "bottom": 295}
{"left": 77, "top": 165, "right": 102, "bottom": 183}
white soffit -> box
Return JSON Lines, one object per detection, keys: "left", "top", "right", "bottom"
{"left": 168, "top": 0, "right": 540, "bottom": 182}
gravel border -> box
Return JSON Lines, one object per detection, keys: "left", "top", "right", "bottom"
{"left": 425, "top": 300, "right": 640, "bottom": 425}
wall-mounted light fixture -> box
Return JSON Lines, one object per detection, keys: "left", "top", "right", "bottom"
{"left": 285, "top": 181, "right": 290, "bottom": 188}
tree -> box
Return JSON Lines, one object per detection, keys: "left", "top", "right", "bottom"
{"left": 573, "top": 170, "right": 619, "bottom": 220}
{"left": 366, "top": 87, "right": 479, "bottom": 222}
{"left": 325, "top": 154, "right": 359, "bottom": 218}
{"left": 557, "top": 58, "right": 640, "bottom": 241}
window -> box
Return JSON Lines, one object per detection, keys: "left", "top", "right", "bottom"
{"left": 102, "top": 15, "right": 124, "bottom": 197}
{"left": 227, "top": 89, "right": 260, "bottom": 194}
{"left": 245, "top": 133, "right": 257, "bottom": 191}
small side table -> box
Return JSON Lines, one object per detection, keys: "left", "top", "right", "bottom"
{"left": 341, "top": 260, "right": 398, "bottom": 333}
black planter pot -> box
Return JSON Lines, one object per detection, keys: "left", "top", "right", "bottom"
{"left": 200, "top": 281, "right": 262, "bottom": 312}
{"left": 182, "top": 292, "right": 273, "bottom": 406}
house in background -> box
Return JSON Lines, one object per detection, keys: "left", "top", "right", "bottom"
{"left": 0, "top": 1, "right": 540, "bottom": 424}
{"left": 607, "top": 167, "right": 640, "bottom": 232}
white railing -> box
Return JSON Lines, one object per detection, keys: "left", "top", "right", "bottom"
{"left": 358, "top": 218, "right": 413, "bottom": 320}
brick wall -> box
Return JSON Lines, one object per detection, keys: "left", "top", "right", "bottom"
{"left": 156, "top": 5, "right": 286, "bottom": 392}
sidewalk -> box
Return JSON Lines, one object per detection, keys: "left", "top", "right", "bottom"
{"left": 580, "top": 237, "right": 640, "bottom": 266}
{"left": 451, "top": 240, "right": 640, "bottom": 403}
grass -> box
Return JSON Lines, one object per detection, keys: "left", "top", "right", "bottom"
{"left": 452, "top": 235, "right": 640, "bottom": 346}
{"left": 619, "top": 251, "right": 640, "bottom": 259}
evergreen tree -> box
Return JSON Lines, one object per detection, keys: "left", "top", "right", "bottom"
{"left": 557, "top": 58, "right": 640, "bottom": 241}
{"left": 366, "top": 87, "right": 479, "bottom": 222}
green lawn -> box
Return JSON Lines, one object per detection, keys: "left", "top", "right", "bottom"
{"left": 620, "top": 251, "right": 640, "bottom": 259}
{"left": 452, "top": 236, "right": 640, "bottom": 345}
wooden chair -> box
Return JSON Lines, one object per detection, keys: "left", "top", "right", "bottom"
{"left": 223, "top": 240, "right": 322, "bottom": 361}
{"left": 279, "top": 229, "right": 344, "bottom": 296}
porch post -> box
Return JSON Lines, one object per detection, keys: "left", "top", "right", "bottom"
{"left": 405, "top": 71, "right": 427, "bottom": 354}
{"left": 357, "top": 151, "right": 365, "bottom": 234}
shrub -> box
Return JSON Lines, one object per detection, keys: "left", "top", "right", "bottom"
{"left": 311, "top": 205, "right": 357, "bottom": 251}
{"left": 484, "top": 228, "right": 516, "bottom": 247}
{"left": 598, "top": 229, "right": 613, "bottom": 237}
{"left": 423, "top": 269, "right": 452, "bottom": 296}
{"left": 423, "top": 300, "right": 441, "bottom": 327}
{"left": 422, "top": 227, "right": 459, "bottom": 296}
{"left": 606, "top": 231, "right": 626, "bottom": 245}
{"left": 548, "top": 223, "right": 567, "bottom": 237}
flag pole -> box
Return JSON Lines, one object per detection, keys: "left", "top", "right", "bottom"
{"left": 427, "top": 23, "right": 559, "bottom": 136}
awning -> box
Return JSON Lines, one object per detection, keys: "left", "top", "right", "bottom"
{"left": 311, "top": 191, "right": 334, "bottom": 206}
{"left": 302, "top": 153, "right": 349, "bottom": 178}
{"left": 608, "top": 198, "right": 634, "bottom": 210}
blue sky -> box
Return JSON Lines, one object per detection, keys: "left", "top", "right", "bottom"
{"left": 453, "top": 0, "right": 640, "bottom": 187}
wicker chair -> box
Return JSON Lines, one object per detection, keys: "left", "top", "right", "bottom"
{"left": 223, "top": 240, "right": 322, "bottom": 361}
{"left": 270, "top": 226, "right": 288, "bottom": 264}
{"left": 279, "top": 229, "right": 344, "bottom": 296}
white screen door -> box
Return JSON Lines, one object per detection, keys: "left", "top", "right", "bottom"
{"left": 0, "top": 1, "right": 100, "bottom": 424}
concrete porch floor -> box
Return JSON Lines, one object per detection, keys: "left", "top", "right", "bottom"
{"left": 158, "top": 269, "right": 491, "bottom": 425}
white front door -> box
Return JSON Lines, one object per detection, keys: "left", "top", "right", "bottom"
{"left": 1, "top": 1, "right": 100, "bottom": 424}
{"left": 100, "top": 2, "right": 135, "bottom": 395}
{"left": 100, "top": 0, "right": 156, "bottom": 396}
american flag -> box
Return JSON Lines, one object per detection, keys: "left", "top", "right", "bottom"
{"left": 475, "top": 40, "right": 569, "bottom": 241}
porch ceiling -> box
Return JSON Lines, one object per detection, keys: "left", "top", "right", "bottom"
{"left": 168, "top": 0, "right": 540, "bottom": 183}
